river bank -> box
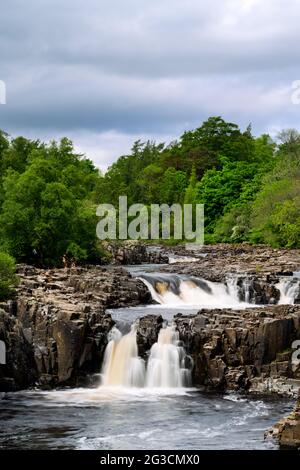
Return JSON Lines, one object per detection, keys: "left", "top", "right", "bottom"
{"left": 1, "top": 242, "right": 300, "bottom": 449}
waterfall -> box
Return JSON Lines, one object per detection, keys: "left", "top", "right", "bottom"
{"left": 226, "top": 276, "right": 240, "bottom": 301}
{"left": 101, "top": 324, "right": 192, "bottom": 389}
{"left": 101, "top": 325, "right": 146, "bottom": 387}
{"left": 277, "top": 278, "right": 300, "bottom": 305}
{"left": 140, "top": 272, "right": 300, "bottom": 307}
{"left": 244, "top": 277, "right": 252, "bottom": 304}
{"left": 139, "top": 273, "right": 242, "bottom": 308}
{"left": 146, "top": 325, "right": 192, "bottom": 388}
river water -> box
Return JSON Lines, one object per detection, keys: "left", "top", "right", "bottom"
{"left": 0, "top": 388, "right": 294, "bottom": 450}
{"left": 0, "top": 262, "right": 299, "bottom": 450}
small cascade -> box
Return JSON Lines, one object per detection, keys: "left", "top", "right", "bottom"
{"left": 277, "top": 278, "right": 300, "bottom": 305}
{"left": 139, "top": 273, "right": 243, "bottom": 308}
{"left": 226, "top": 275, "right": 255, "bottom": 304}
{"left": 138, "top": 272, "right": 300, "bottom": 308}
{"left": 146, "top": 325, "right": 192, "bottom": 388}
{"left": 101, "top": 324, "right": 192, "bottom": 389}
{"left": 101, "top": 325, "right": 145, "bottom": 387}
{"left": 226, "top": 276, "right": 240, "bottom": 302}
{"left": 243, "top": 277, "right": 252, "bottom": 304}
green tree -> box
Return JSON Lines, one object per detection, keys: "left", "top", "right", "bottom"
{"left": 0, "top": 252, "right": 18, "bottom": 300}
{"left": 184, "top": 166, "right": 198, "bottom": 204}
{"left": 160, "top": 168, "right": 187, "bottom": 204}
{"left": 0, "top": 136, "right": 103, "bottom": 266}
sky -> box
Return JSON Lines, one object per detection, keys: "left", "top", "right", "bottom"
{"left": 1, "top": 0, "right": 300, "bottom": 171}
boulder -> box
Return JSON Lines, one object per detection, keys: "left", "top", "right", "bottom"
{"left": 136, "top": 314, "right": 163, "bottom": 357}
{"left": 267, "top": 391, "right": 300, "bottom": 448}
{"left": 0, "top": 309, "right": 37, "bottom": 391}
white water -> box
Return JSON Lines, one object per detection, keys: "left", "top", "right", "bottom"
{"left": 101, "top": 272, "right": 299, "bottom": 392}
{"left": 101, "top": 325, "right": 145, "bottom": 387}
{"left": 146, "top": 326, "right": 191, "bottom": 388}
{"left": 140, "top": 274, "right": 242, "bottom": 308}
{"left": 139, "top": 273, "right": 300, "bottom": 308}
{"left": 277, "top": 278, "right": 300, "bottom": 305}
{"left": 101, "top": 324, "right": 192, "bottom": 389}
{"left": 169, "top": 255, "right": 200, "bottom": 264}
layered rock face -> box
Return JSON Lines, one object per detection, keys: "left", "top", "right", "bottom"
{"left": 0, "top": 265, "right": 150, "bottom": 390}
{"left": 0, "top": 309, "right": 37, "bottom": 391}
{"left": 160, "top": 244, "right": 300, "bottom": 282}
{"left": 102, "top": 241, "right": 168, "bottom": 265}
{"left": 1, "top": 243, "right": 299, "bottom": 395}
{"left": 173, "top": 306, "right": 300, "bottom": 391}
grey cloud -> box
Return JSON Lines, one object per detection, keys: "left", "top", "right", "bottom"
{"left": 1, "top": 0, "right": 300, "bottom": 167}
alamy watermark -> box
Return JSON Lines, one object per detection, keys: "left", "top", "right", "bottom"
{"left": 0, "top": 80, "right": 6, "bottom": 104}
{"left": 96, "top": 196, "right": 204, "bottom": 250}
{"left": 0, "top": 340, "right": 6, "bottom": 365}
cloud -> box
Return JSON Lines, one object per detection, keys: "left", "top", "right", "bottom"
{"left": 0, "top": 0, "right": 300, "bottom": 167}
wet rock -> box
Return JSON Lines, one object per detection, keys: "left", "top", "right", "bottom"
{"left": 159, "top": 244, "right": 300, "bottom": 284}
{"left": 267, "top": 390, "right": 300, "bottom": 448}
{"left": 1, "top": 265, "right": 150, "bottom": 388}
{"left": 175, "top": 305, "right": 300, "bottom": 391}
{"left": 136, "top": 314, "right": 164, "bottom": 357}
{"left": 0, "top": 309, "right": 37, "bottom": 391}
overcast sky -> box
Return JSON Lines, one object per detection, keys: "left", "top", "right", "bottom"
{"left": 1, "top": 0, "right": 300, "bottom": 171}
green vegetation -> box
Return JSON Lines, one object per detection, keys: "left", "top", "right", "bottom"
{"left": 0, "top": 131, "right": 103, "bottom": 266}
{"left": 95, "top": 117, "right": 299, "bottom": 248}
{"left": 0, "top": 118, "right": 299, "bottom": 268}
{"left": 0, "top": 252, "right": 18, "bottom": 300}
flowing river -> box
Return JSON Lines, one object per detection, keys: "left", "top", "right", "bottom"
{"left": 0, "top": 388, "right": 294, "bottom": 450}
{"left": 0, "top": 262, "right": 299, "bottom": 450}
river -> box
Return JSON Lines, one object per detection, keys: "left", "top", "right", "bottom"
{"left": 0, "top": 261, "right": 299, "bottom": 450}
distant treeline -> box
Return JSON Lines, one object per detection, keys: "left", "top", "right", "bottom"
{"left": 0, "top": 116, "right": 299, "bottom": 267}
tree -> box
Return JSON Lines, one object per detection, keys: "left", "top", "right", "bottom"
{"left": 160, "top": 168, "right": 187, "bottom": 204}
{"left": 249, "top": 148, "right": 300, "bottom": 248}
{"left": 184, "top": 166, "right": 198, "bottom": 204}
{"left": 0, "top": 252, "right": 18, "bottom": 300}
{"left": 0, "top": 135, "right": 103, "bottom": 266}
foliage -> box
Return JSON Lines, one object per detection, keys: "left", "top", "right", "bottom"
{"left": 0, "top": 136, "right": 102, "bottom": 266}
{"left": 0, "top": 117, "right": 299, "bottom": 264}
{"left": 0, "top": 252, "right": 19, "bottom": 300}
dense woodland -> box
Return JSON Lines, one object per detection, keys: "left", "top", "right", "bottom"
{"left": 0, "top": 116, "right": 299, "bottom": 279}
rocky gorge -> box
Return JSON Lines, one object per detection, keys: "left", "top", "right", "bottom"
{"left": 0, "top": 263, "right": 150, "bottom": 390}
{"left": 1, "top": 242, "right": 300, "bottom": 448}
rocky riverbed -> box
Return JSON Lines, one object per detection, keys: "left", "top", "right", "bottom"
{"left": 1, "top": 242, "right": 300, "bottom": 448}
{"left": 0, "top": 264, "right": 150, "bottom": 390}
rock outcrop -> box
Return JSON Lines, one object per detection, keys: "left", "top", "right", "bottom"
{"left": 0, "top": 265, "right": 151, "bottom": 390}
{"left": 136, "top": 314, "right": 164, "bottom": 357}
{"left": 102, "top": 241, "right": 168, "bottom": 265}
{"left": 174, "top": 305, "right": 300, "bottom": 391}
{"left": 0, "top": 309, "right": 37, "bottom": 391}
{"left": 160, "top": 244, "right": 300, "bottom": 282}
{"left": 1, "top": 243, "right": 299, "bottom": 394}
{"left": 267, "top": 391, "right": 300, "bottom": 448}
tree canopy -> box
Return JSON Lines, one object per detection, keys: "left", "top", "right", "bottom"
{"left": 0, "top": 117, "right": 299, "bottom": 268}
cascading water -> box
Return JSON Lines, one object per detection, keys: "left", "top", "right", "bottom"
{"left": 277, "top": 278, "right": 300, "bottom": 305}
{"left": 138, "top": 272, "right": 300, "bottom": 308}
{"left": 101, "top": 325, "right": 145, "bottom": 387}
{"left": 101, "top": 324, "right": 192, "bottom": 389}
{"left": 146, "top": 325, "right": 192, "bottom": 388}
{"left": 101, "top": 272, "right": 300, "bottom": 391}
{"left": 139, "top": 273, "right": 243, "bottom": 308}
